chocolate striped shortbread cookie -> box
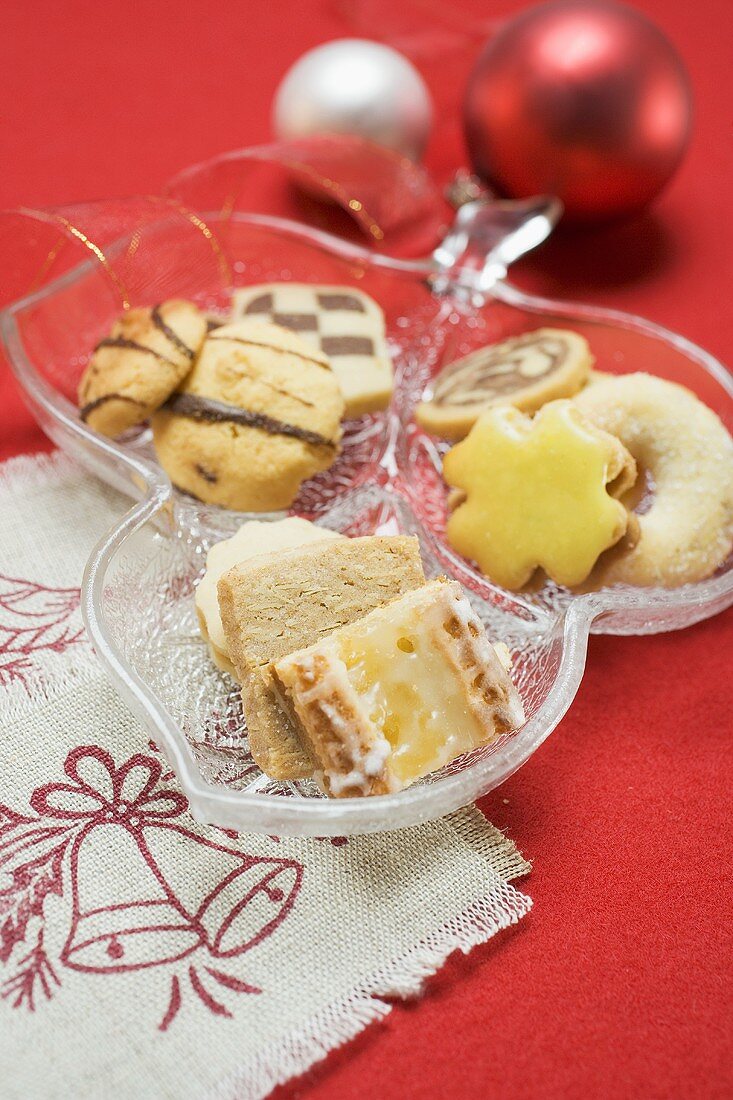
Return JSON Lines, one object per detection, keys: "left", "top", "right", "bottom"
{"left": 78, "top": 300, "right": 208, "bottom": 437}
{"left": 151, "top": 318, "right": 345, "bottom": 511}
{"left": 232, "top": 284, "right": 394, "bottom": 418}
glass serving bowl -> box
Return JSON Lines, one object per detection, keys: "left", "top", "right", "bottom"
{"left": 2, "top": 200, "right": 732, "bottom": 836}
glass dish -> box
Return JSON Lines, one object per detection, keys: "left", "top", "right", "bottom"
{"left": 2, "top": 189, "right": 731, "bottom": 836}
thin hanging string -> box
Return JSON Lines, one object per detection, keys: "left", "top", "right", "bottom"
{"left": 332, "top": 0, "right": 498, "bottom": 57}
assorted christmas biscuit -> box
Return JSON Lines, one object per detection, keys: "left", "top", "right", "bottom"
{"left": 78, "top": 299, "right": 208, "bottom": 436}
{"left": 415, "top": 328, "right": 593, "bottom": 441}
{"left": 232, "top": 284, "right": 394, "bottom": 417}
{"left": 417, "top": 329, "right": 733, "bottom": 593}
{"left": 78, "top": 301, "right": 732, "bottom": 598}
{"left": 217, "top": 531, "right": 426, "bottom": 780}
{"left": 79, "top": 286, "right": 396, "bottom": 512}
{"left": 76, "top": 295, "right": 732, "bottom": 795}
{"left": 196, "top": 521, "right": 524, "bottom": 795}
{"left": 151, "top": 318, "right": 344, "bottom": 511}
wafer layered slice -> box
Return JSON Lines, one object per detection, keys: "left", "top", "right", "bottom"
{"left": 217, "top": 535, "right": 426, "bottom": 780}
{"left": 272, "top": 578, "right": 526, "bottom": 798}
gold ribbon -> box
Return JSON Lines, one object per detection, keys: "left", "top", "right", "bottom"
{"left": 18, "top": 207, "right": 131, "bottom": 310}
{"left": 17, "top": 199, "right": 230, "bottom": 311}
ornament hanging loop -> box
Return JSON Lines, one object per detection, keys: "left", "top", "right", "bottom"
{"left": 431, "top": 194, "right": 562, "bottom": 298}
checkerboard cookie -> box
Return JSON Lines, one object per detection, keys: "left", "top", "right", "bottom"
{"left": 232, "top": 284, "right": 394, "bottom": 418}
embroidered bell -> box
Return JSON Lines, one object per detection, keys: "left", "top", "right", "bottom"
{"left": 29, "top": 745, "right": 302, "bottom": 977}
{"left": 61, "top": 820, "right": 301, "bottom": 973}
{"left": 61, "top": 823, "right": 203, "bottom": 972}
{"left": 145, "top": 826, "right": 302, "bottom": 958}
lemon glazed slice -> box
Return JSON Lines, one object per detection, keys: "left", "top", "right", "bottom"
{"left": 272, "top": 578, "right": 525, "bottom": 798}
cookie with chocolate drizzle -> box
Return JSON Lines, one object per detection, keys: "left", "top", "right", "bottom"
{"left": 416, "top": 328, "right": 593, "bottom": 441}
{"left": 78, "top": 300, "right": 207, "bottom": 437}
{"left": 151, "top": 318, "right": 345, "bottom": 511}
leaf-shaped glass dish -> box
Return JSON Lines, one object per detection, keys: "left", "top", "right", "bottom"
{"left": 2, "top": 187, "right": 731, "bottom": 836}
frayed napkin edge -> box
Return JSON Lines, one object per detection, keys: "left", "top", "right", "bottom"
{"left": 207, "top": 809, "right": 531, "bottom": 1100}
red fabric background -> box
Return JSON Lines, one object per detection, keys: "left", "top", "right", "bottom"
{"left": 1, "top": 2, "right": 731, "bottom": 1097}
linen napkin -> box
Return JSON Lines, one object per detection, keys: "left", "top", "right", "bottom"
{"left": 0, "top": 452, "right": 531, "bottom": 1100}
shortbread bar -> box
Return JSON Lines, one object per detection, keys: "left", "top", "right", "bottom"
{"left": 195, "top": 518, "right": 343, "bottom": 676}
{"left": 272, "top": 578, "right": 526, "bottom": 798}
{"left": 217, "top": 535, "right": 425, "bottom": 780}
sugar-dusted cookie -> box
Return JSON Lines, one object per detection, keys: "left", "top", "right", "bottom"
{"left": 217, "top": 535, "right": 426, "bottom": 780}
{"left": 574, "top": 373, "right": 733, "bottom": 588}
{"left": 273, "top": 578, "right": 525, "bottom": 798}
{"left": 195, "top": 518, "right": 343, "bottom": 676}
{"left": 443, "top": 400, "right": 637, "bottom": 590}
{"left": 151, "top": 319, "right": 345, "bottom": 511}
{"left": 232, "top": 284, "right": 394, "bottom": 418}
{"left": 416, "top": 328, "right": 593, "bottom": 441}
{"left": 78, "top": 300, "right": 207, "bottom": 437}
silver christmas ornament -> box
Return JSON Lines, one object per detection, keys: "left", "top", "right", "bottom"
{"left": 273, "top": 39, "right": 433, "bottom": 162}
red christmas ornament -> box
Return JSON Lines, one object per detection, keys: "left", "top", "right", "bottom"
{"left": 464, "top": 0, "right": 692, "bottom": 223}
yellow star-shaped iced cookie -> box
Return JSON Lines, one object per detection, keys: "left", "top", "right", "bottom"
{"left": 443, "top": 400, "right": 636, "bottom": 590}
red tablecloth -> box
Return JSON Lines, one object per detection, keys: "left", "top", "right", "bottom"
{"left": 2, "top": 2, "right": 731, "bottom": 1097}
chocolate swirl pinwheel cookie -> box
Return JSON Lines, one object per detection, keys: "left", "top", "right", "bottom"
{"left": 151, "top": 318, "right": 345, "bottom": 511}
{"left": 78, "top": 300, "right": 207, "bottom": 437}
{"left": 416, "top": 328, "right": 593, "bottom": 440}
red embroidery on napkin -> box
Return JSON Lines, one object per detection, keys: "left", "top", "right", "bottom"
{"left": 0, "top": 573, "right": 83, "bottom": 691}
{"left": 0, "top": 746, "right": 303, "bottom": 1030}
